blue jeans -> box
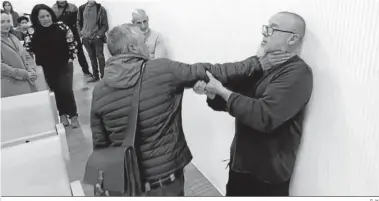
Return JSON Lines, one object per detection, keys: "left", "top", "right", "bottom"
{"left": 82, "top": 38, "right": 105, "bottom": 78}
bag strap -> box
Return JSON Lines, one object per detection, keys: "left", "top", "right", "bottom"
{"left": 61, "top": 4, "right": 69, "bottom": 17}
{"left": 122, "top": 60, "right": 147, "bottom": 147}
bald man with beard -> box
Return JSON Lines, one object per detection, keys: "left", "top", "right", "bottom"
{"left": 132, "top": 9, "right": 167, "bottom": 59}
{"left": 194, "top": 11, "right": 313, "bottom": 196}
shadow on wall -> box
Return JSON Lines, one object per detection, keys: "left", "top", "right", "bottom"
{"left": 290, "top": 30, "right": 351, "bottom": 196}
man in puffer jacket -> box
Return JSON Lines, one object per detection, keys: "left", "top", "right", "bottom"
{"left": 90, "top": 23, "right": 290, "bottom": 196}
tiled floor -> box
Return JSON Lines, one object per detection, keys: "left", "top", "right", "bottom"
{"left": 65, "top": 56, "right": 221, "bottom": 196}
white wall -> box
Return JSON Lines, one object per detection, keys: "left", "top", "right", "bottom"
{"left": 11, "top": 0, "right": 379, "bottom": 196}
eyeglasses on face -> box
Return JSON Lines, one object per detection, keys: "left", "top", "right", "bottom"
{"left": 262, "top": 25, "right": 297, "bottom": 37}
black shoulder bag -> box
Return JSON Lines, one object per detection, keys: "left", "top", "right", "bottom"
{"left": 83, "top": 61, "right": 146, "bottom": 196}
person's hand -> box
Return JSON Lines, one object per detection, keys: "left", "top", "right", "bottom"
{"left": 193, "top": 81, "right": 216, "bottom": 99}
{"left": 68, "top": 59, "right": 74, "bottom": 63}
{"left": 205, "top": 71, "right": 224, "bottom": 95}
{"left": 27, "top": 71, "right": 37, "bottom": 81}
{"left": 259, "top": 50, "right": 293, "bottom": 71}
{"left": 193, "top": 81, "right": 206, "bottom": 94}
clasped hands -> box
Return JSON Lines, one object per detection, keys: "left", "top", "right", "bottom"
{"left": 27, "top": 69, "right": 38, "bottom": 82}
{"left": 193, "top": 72, "right": 223, "bottom": 100}
{"left": 193, "top": 50, "right": 293, "bottom": 99}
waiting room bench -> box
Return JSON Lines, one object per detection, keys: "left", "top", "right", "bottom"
{"left": 1, "top": 90, "right": 84, "bottom": 196}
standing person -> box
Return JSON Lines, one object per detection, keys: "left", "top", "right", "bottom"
{"left": 2, "top": 1, "right": 19, "bottom": 27}
{"left": 13, "top": 16, "right": 30, "bottom": 41}
{"left": 52, "top": 0, "right": 93, "bottom": 78}
{"left": 77, "top": 0, "right": 108, "bottom": 82}
{"left": 132, "top": 9, "right": 167, "bottom": 59}
{"left": 194, "top": 12, "right": 313, "bottom": 196}
{"left": 1, "top": 12, "right": 37, "bottom": 98}
{"left": 24, "top": 4, "right": 80, "bottom": 128}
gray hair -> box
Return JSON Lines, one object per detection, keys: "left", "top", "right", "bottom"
{"left": 107, "top": 23, "right": 142, "bottom": 56}
{"left": 132, "top": 9, "right": 147, "bottom": 20}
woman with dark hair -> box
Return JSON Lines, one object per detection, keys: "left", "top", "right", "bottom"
{"left": 24, "top": 4, "right": 80, "bottom": 128}
{"left": 2, "top": 1, "right": 19, "bottom": 27}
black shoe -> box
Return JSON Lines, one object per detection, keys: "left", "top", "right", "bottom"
{"left": 84, "top": 72, "right": 93, "bottom": 77}
{"left": 60, "top": 115, "right": 70, "bottom": 127}
{"left": 86, "top": 76, "right": 100, "bottom": 83}
{"left": 70, "top": 116, "right": 80, "bottom": 129}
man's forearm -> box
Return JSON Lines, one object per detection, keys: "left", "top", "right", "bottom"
{"left": 203, "top": 56, "right": 262, "bottom": 85}
{"left": 218, "top": 87, "right": 233, "bottom": 101}
{"left": 170, "top": 56, "right": 260, "bottom": 89}
{"left": 97, "top": 9, "right": 109, "bottom": 37}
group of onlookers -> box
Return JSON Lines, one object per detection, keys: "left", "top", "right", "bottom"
{"left": 1, "top": 0, "right": 167, "bottom": 129}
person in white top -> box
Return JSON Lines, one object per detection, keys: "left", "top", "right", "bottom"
{"left": 132, "top": 9, "right": 167, "bottom": 59}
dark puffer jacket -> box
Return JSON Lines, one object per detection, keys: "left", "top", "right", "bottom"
{"left": 90, "top": 53, "right": 262, "bottom": 181}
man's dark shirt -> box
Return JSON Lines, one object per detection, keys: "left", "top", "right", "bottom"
{"left": 207, "top": 55, "right": 313, "bottom": 184}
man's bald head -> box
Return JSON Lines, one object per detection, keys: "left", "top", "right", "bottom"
{"left": 132, "top": 9, "right": 147, "bottom": 20}
{"left": 132, "top": 9, "right": 149, "bottom": 32}
{"left": 277, "top": 11, "right": 306, "bottom": 39}
{"left": 261, "top": 11, "right": 306, "bottom": 54}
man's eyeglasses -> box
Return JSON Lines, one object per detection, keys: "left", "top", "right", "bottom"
{"left": 262, "top": 25, "right": 297, "bottom": 37}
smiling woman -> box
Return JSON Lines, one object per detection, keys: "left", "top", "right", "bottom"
{"left": 1, "top": 12, "right": 39, "bottom": 98}
{"left": 37, "top": 8, "right": 53, "bottom": 27}
{"left": 24, "top": 4, "right": 80, "bottom": 128}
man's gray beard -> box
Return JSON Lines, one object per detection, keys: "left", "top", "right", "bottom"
{"left": 142, "top": 28, "right": 150, "bottom": 34}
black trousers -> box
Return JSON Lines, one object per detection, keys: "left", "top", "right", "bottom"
{"left": 226, "top": 170, "right": 290, "bottom": 196}
{"left": 76, "top": 37, "right": 91, "bottom": 74}
{"left": 43, "top": 62, "right": 78, "bottom": 117}
{"left": 82, "top": 38, "right": 105, "bottom": 78}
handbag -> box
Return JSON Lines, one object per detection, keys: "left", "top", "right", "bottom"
{"left": 82, "top": 60, "right": 147, "bottom": 196}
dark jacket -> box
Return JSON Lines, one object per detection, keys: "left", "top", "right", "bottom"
{"left": 10, "top": 27, "right": 27, "bottom": 41}
{"left": 52, "top": 2, "right": 79, "bottom": 35}
{"left": 11, "top": 12, "right": 19, "bottom": 27}
{"left": 23, "top": 22, "right": 78, "bottom": 72}
{"left": 3, "top": 11, "right": 20, "bottom": 27}
{"left": 90, "top": 53, "right": 262, "bottom": 181}
{"left": 207, "top": 55, "right": 313, "bottom": 184}
{"left": 77, "top": 2, "right": 108, "bottom": 42}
